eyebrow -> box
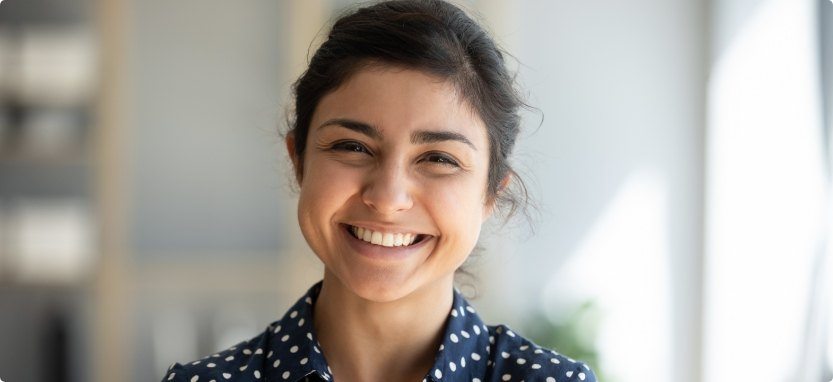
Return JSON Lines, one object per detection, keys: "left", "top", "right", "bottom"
{"left": 318, "top": 118, "right": 382, "bottom": 140}
{"left": 411, "top": 130, "right": 476, "bottom": 150}
{"left": 318, "top": 118, "right": 477, "bottom": 150}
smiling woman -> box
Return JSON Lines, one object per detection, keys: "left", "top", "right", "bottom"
{"left": 162, "top": 1, "right": 596, "bottom": 381}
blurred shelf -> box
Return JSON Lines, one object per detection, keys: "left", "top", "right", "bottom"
{"left": 0, "top": 151, "right": 89, "bottom": 166}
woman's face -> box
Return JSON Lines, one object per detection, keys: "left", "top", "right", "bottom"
{"left": 290, "top": 66, "right": 493, "bottom": 302}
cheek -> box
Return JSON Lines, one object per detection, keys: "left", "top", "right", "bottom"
{"left": 425, "top": 176, "right": 487, "bottom": 241}
{"left": 297, "top": 157, "right": 363, "bottom": 234}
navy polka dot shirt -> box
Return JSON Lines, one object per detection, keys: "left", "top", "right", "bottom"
{"left": 162, "top": 282, "right": 597, "bottom": 382}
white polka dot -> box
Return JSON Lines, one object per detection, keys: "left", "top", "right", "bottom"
{"left": 459, "top": 306, "right": 466, "bottom": 316}
{"left": 282, "top": 371, "right": 291, "bottom": 380}
{"left": 551, "top": 358, "right": 561, "bottom": 364}
{"left": 579, "top": 372, "right": 586, "bottom": 380}
{"left": 473, "top": 325, "right": 481, "bottom": 335}
{"left": 267, "top": 350, "right": 274, "bottom": 358}
{"left": 314, "top": 346, "right": 321, "bottom": 353}
{"left": 225, "top": 356, "right": 234, "bottom": 362}
{"left": 281, "top": 334, "right": 290, "bottom": 342}
{"left": 461, "top": 357, "right": 466, "bottom": 367}
{"left": 298, "top": 318, "right": 305, "bottom": 326}
{"left": 167, "top": 373, "right": 175, "bottom": 381}
{"left": 254, "top": 370, "right": 261, "bottom": 379}
{"left": 434, "top": 369, "right": 443, "bottom": 379}
{"left": 507, "top": 330, "right": 516, "bottom": 337}
{"left": 466, "top": 306, "right": 476, "bottom": 313}
{"left": 300, "top": 357, "right": 309, "bottom": 365}
{"left": 190, "top": 376, "right": 199, "bottom": 382}
{"left": 273, "top": 359, "right": 281, "bottom": 368}
{"left": 450, "top": 333, "right": 459, "bottom": 343}
{"left": 192, "top": 361, "right": 201, "bottom": 365}
{"left": 535, "top": 349, "right": 544, "bottom": 354}
{"left": 519, "top": 345, "right": 529, "bottom": 351}
{"left": 461, "top": 330, "right": 470, "bottom": 338}
{"left": 255, "top": 348, "right": 263, "bottom": 354}
{"left": 451, "top": 309, "right": 458, "bottom": 317}
{"left": 305, "top": 296, "right": 312, "bottom": 304}
{"left": 274, "top": 325, "right": 282, "bottom": 334}
{"left": 471, "top": 352, "right": 481, "bottom": 361}
{"left": 546, "top": 378, "right": 555, "bottom": 382}
{"left": 306, "top": 332, "right": 313, "bottom": 340}
{"left": 566, "top": 371, "right": 574, "bottom": 378}
{"left": 450, "top": 362, "right": 457, "bottom": 371}
{"left": 242, "top": 349, "right": 252, "bottom": 355}
{"left": 222, "top": 373, "right": 231, "bottom": 380}
{"left": 290, "top": 345, "right": 299, "bottom": 353}
{"left": 439, "top": 344, "right": 445, "bottom": 351}
{"left": 567, "top": 357, "right": 576, "bottom": 363}
{"left": 517, "top": 358, "right": 526, "bottom": 365}
{"left": 473, "top": 379, "right": 481, "bottom": 382}
{"left": 502, "top": 374, "right": 511, "bottom": 381}
{"left": 206, "top": 363, "right": 216, "bottom": 368}
{"left": 290, "top": 310, "right": 298, "bottom": 318}
{"left": 501, "top": 351, "right": 510, "bottom": 359}
{"left": 531, "top": 363, "right": 542, "bottom": 369}
{"left": 239, "top": 365, "right": 247, "bottom": 371}
{"left": 489, "top": 336, "right": 495, "bottom": 344}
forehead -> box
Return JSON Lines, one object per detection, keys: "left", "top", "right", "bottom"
{"left": 312, "top": 66, "right": 488, "bottom": 145}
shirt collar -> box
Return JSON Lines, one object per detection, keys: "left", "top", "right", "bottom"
{"left": 271, "top": 282, "right": 490, "bottom": 382}
{"left": 266, "top": 282, "right": 332, "bottom": 381}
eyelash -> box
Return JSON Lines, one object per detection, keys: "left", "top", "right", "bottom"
{"left": 329, "top": 141, "right": 460, "bottom": 168}
{"left": 331, "top": 140, "right": 370, "bottom": 154}
{"left": 421, "top": 152, "right": 460, "bottom": 167}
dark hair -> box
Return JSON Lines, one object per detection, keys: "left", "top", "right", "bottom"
{"left": 288, "top": 0, "right": 529, "bottom": 220}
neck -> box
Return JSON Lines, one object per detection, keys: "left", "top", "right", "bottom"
{"left": 313, "top": 271, "right": 454, "bottom": 382}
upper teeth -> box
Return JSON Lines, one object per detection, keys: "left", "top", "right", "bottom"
{"left": 352, "top": 226, "right": 418, "bottom": 247}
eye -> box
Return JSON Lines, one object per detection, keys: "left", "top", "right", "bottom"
{"left": 331, "top": 140, "right": 371, "bottom": 155}
{"left": 422, "top": 152, "right": 460, "bottom": 167}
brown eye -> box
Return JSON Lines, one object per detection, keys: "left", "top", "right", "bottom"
{"left": 332, "top": 141, "right": 371, "bottom": 155}
{"left": 422, "top": 152, "right": 460, "bottom": 167}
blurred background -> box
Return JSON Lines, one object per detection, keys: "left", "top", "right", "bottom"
{"left": 0, "top": 0, "right": 831, "bottom": 381}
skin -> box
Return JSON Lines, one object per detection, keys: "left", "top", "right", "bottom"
{"left": 286, "top": 65, "right": 497, "bottom": 382}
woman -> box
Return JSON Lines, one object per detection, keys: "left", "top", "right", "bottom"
{"left": 163, "top": 1, "right": 596, "bottom": 381}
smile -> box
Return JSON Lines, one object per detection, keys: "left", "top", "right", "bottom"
{"left": 346, "top": 225, "right": 428, "bottom": 248}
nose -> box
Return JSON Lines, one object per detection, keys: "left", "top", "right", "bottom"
{"left": 361, "top": 162, "right": 414, "bottom": 214}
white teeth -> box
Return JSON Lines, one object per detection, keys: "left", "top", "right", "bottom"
{"left": 382, "top": 233, "right": 394, "bottom": 246}
{"left": 370, "top": 231, "right": 383, "bottom": 245}
{"left": 351, "top": 226, "right": 421, "bottom": 247}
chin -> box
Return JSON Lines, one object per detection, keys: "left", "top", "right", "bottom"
{"left": 341, "top": 269, "right": 420, "bottom": 303}
{"left": 324, "top": 268, "right": 426, "bottom": 302}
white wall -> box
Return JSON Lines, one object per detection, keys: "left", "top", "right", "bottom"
{"left": 476, "top": 1, "right": 707, "bottom": 382}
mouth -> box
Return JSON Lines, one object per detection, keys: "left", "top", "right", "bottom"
{"left": 343, "top": 224, "right": 430, "bottom": 248}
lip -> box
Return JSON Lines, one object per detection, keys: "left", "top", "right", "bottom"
{"left": 339, "top": 223, "right": 434, "bottom": 261}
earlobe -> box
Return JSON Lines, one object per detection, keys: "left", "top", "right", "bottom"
{"left": 483, "top": 174, "right": 511, "bottom": 219}
{"left": 285, "top": 133, "right": 303, "bottom": 183}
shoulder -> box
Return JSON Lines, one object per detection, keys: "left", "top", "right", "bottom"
{"left": 487, "top": 324, "right": 597, "bottom": 382}
{"left": 160, "top": 325, "right": 274, "bottom": 382}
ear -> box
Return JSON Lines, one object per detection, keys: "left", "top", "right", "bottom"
{"left": 483, "top": 174, "right": 511, "bottom": 220}
{"left": 285, "top": 132, "right": 303, "bottom": 183}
